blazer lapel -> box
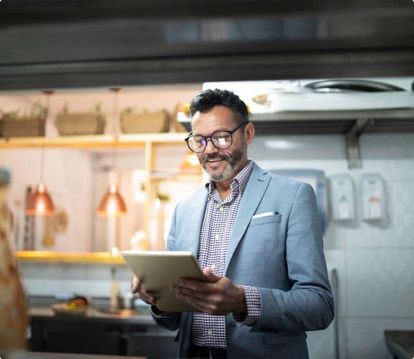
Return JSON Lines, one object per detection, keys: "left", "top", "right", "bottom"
{"left": 225, "top": 164, "right": 271, "bottom": 271}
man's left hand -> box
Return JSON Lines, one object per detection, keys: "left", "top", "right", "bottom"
{"left": 172, "top": 266, "right": 246, "bottom": 315}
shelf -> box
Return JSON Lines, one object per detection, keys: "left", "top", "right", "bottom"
{"left": 250, "top": 109, "right": 414, "bottom": 135}
{"left": 178, "top": 108, "right": 414, "bottom": 169}
{"left": 0, "top": 132, "right": 187, "bottom": 149}
{"left": 15, "top": 251, "right": 127, "bottom": 265}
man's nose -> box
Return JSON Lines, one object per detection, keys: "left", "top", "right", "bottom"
{"left": 204, "top": 138, "right": 218, "bottom": 153}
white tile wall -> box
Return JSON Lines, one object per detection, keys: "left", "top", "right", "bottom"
{"left": 346, "top": 248, "right": 414, "bottom": 318}
{"left": 19, "top": 262, "right": 133, "bottom": 298}
{"left": 251, "top": 133, "right": 414, "bottom": 359}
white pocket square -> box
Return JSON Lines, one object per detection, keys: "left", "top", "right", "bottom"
{"left": 252, "top": 212, "right": 276, "bottom": 219}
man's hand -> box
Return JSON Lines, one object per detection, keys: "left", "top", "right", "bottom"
{"left": 172, "top": 267, "right": 247, "bottom": 315}
{"left": 131, "top": 276, "right": 156, "bottom": 306}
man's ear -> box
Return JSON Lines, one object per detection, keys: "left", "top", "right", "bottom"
{"left": 245, "top": 122, "right": 255, "bottom": 145}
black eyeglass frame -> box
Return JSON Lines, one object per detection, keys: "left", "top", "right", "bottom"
{"left": 185, "top": 121, "right": 249, "bottom": 153}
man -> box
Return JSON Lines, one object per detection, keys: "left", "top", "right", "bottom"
{"left": 132, "top": 89, "right": 334, "bottom": 359}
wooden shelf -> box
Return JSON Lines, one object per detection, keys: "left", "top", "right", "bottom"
{"left": 15, "top": 251, "right": 127, "bottom": 265}
{"left": 0, "top": 132, "right": 187, "bottom": 149}
{"left": 4, "top": 132, "right": 201, "bottom": 258}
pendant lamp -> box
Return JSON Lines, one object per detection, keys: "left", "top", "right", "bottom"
{"left": 97, "top": 88, "right": 127, "bottom": 216}
{"left": 26, "top": 184, "right": 55, "bottom": 216}
{"left": 26, "top": 90, "right": 55, "bottom": 216}
{"left": 97, "top": 183, "right": 127, "bottom": 217}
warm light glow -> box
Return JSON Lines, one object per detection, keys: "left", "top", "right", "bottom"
{"left": 97, "top": 184, "right": 127, "bottom": 217}
{"left": 188, "top": 153, "right": 199, "bottom": 166}
{"left": 26, "top": 184, "right": 55, "bottom": 216}
{"left": 180, "top": 152, "right": 201, "bottom": 173}
{"left": 111, "top": 246, "right": 120, "bottom": 257}
{"left": 154, "top": 197, "right": 161, "bottom": 210}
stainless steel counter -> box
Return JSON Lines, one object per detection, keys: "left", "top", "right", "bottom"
{"left": 29, "top": 307, "right": 156, "bottom": 326}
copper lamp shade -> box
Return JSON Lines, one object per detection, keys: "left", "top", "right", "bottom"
{"left": 97, "top": 184, "right": 127, "bottom": 217}
{"left": 26, "top": 184, "right": 55, "bottom": 216}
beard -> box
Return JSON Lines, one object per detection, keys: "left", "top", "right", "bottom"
{"left": 200, "top": 149, "right": 244, "bottom": 182}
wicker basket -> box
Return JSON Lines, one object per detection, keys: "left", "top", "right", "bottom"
{"left": 1, "top": 115, "right": 46, "bottom": 138}
{"left": 120, "top": 110, "right": 169, "bottom": 134}
{"left": 55, "top": 113, "right": 106, "bottom": 136}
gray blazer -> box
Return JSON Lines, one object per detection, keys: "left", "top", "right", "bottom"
{"left": 154, "top": 163, "right": 334, "bottom": 359}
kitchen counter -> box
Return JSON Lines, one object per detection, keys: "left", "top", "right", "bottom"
{"left": 384, "top": 330, "right": 414, "bottom": 359}
{"left": 29, "top": 307, "right": 177, "bottom": 358}
{"left": 29, "top": 307, "right": 156, "bottom": 326}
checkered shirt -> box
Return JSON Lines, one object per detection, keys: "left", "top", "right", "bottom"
{"left": 192, "top": 160, "right": 262, "bottom": 349}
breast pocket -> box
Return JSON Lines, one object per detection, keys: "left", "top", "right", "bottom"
{"left": 250, "top": 213, "right": 281, "bottom": 227}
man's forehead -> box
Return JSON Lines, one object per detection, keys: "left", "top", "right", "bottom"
{"left": 191, "top": 123, "right": 234, "bottom": 135}
{"left": 191, "top": 109, "right": 237, "bottom": 134}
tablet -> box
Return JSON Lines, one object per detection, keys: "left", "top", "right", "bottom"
{"left": 122, "top": 250, "right": 205, "bottom": 312}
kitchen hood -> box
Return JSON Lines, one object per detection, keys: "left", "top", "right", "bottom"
{"left": 178, "top": 78, "right": 414, "bottom": 136}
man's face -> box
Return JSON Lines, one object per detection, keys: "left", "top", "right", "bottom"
{"left": 191, "top": 105, "right": 249, "bottom": 183}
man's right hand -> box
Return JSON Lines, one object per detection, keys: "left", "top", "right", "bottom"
{"left": 131, "top": 276, "right": 156, "bottom": 305}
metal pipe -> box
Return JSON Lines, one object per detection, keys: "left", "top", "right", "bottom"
{"left": 331, "top": 268, "right": 340, "bottom": 359}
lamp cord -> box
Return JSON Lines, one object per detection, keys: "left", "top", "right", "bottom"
{"left": 40, "top": 90, "right": 53, "bottom": 184}
{"left": 110, "top": 88, "right": 121, "bottom": 181}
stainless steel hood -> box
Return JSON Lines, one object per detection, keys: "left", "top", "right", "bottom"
{"left": 176, "top": 78, "right": 414, "bottom": 135}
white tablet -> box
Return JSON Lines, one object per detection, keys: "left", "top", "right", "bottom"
{"left": 122, "top": 250, "right": 205, "bottom": 312}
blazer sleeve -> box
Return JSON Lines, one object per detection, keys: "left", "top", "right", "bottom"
{"left": 151, "top": 204, "right": 182, "bottom": 330}
{"left": 254, "top": 183, "right": 334, "bottom": 332}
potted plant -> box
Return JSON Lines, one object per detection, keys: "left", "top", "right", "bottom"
{"left": 1, "top": 102, "right": 47, "bottom": 138}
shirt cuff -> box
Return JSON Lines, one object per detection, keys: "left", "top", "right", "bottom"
{"left": 232, "top": 285, "right": 261, "bottom": 326}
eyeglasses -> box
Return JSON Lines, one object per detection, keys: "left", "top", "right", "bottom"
{"left": 185, "top": 122, "right": 248, "bottom": 153}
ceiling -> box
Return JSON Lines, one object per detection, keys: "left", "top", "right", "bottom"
{"left": 1, "top": 0, "right": 414, "bottom": 90}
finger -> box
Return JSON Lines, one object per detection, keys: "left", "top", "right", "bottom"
{"left": 139, "top": 291, "right": 156, "bottom": 305}
{"left": 203, "top": 267, "right": 221, "bottom": 282}
{"left": 131, "top": 277, "right": 140, "bottom": 293}
{"left": 175, "top": 286, "right": 217, "bottom": 306}
{"left": 175, "top": 292, "right": 218, "bottom": 313}
{"left": 132, "top": 280, "right": 156, "bottom": 305}
{"left": 175, "top": 278, "right": 214, "bottom": 291}
{"left": 140, "top": 286, "right": 158, "bottom": 304}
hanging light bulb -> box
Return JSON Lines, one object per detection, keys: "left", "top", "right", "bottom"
{"left": 97, "top": 184, "right": 127, "bottom": 217}
{"left": 97, "top": 88, "right": 127, "bottom": 217}
{"left": 26, "top": 90, "right": 55, "bottom": 216}
{"left": 26, "top": 184, "right": 55, "bottom": 216}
